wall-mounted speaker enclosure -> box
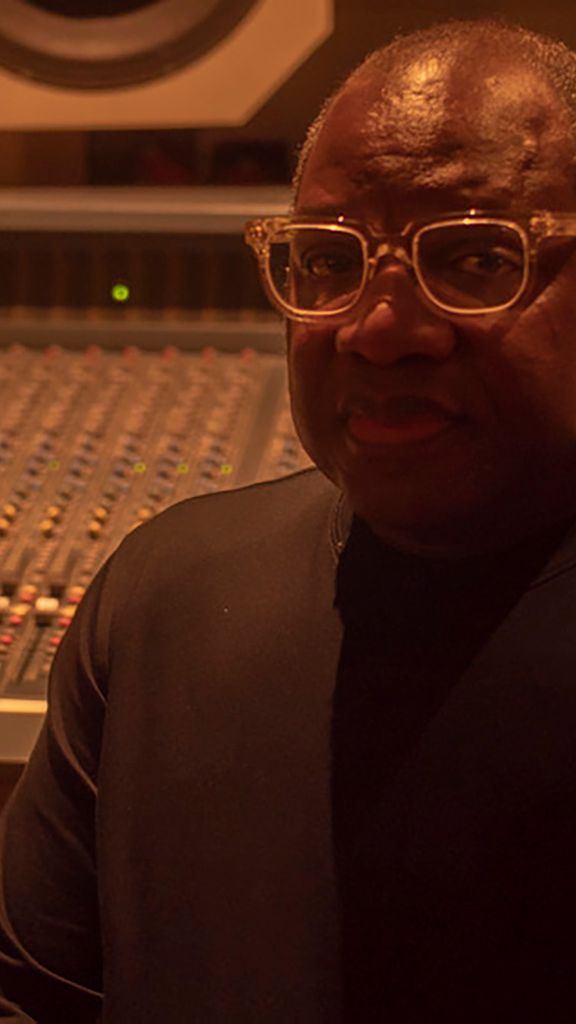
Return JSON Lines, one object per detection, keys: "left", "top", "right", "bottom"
{"left": 0, "top": 0, "right": 333, "bottom": 128}
{"left": 0, "top": 0, "right": 259, "bottom": 90}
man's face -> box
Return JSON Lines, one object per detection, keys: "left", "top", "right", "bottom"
{"left": 288, "top": 56, "right": 576, "bottom": 554}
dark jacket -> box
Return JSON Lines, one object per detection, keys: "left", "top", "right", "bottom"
{"left": 2, "top": 467, "right": 576, "bottom": 1022}
{"left": 0, "top": 469, "right": 345, "bottom": 1023}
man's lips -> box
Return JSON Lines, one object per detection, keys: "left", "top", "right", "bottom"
{"left": 341, "top": 395, "right": 462, "bottom": 446}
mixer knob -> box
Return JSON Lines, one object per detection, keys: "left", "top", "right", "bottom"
{"left": 35, "top": 597, "right": 60, "bottom": 625}
{"left": 39, "top": 519, "right": 55, "bottom": 538}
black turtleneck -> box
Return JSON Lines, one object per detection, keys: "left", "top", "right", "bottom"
{"left": 332, "top": 513, "right": 576, "bottom": 1022}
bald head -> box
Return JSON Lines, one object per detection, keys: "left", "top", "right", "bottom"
{"left": 294, "top": 20, "right": 576, "bottom": 205}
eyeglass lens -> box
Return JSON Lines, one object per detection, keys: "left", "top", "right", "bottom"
{"left": 266, "top": 222, "right": 526, "bottom": 313}
{"left": 268, "top": 227, "right": 362, "bottom": 313}
{"left": 416, "top": 222, "right": 525, "bottom": 310}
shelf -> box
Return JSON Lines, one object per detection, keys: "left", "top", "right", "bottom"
{"left": 0, "top": 186, "right": 292, "bottom": 234}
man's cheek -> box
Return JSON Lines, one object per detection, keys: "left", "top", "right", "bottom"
{"left": 493, "top": 326, "right": 576, "bottom": 440}
{"left": 529, "top": 247, "right": 576, "bottom": 323}
{"left": 288, "top": 325, "right": 331, "bottom": 386}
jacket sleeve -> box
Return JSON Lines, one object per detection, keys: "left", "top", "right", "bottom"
{"left": 0, "top": 560, "right": 114, "bottom": 1023}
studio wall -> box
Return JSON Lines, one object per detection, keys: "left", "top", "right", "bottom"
{"left": 0, "top": 0, "right": 573, "bottom": 185}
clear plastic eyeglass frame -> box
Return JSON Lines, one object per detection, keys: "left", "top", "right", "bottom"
{"left": 244, "top": 210, "right": 576, "bottom": 321}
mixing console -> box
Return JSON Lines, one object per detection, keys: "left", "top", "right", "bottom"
{"left": 0, "top": 343, "right": 311, "bottom": 704}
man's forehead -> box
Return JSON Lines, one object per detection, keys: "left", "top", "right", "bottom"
{"left": 298, "top": 54, "right": 576, "bottom": 215}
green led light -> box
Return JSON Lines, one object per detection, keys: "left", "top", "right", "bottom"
{"left": 176, "top": 462, "right": 190, "bottom": 475}
{"left": 220, "top": 463, "right": 233, "bottom": 476}
{"left": 112, "top": 283, "right": 130, "bottom": 303}
{"left": 133, "top": 462, "right": 147, "bottom": 474}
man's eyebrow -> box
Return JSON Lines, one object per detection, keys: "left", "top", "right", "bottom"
{"left": 293, "top": 197, "right": 514, "bottom": 219}
{"left": 291, "top": 206, "right": 345, "bottom": 218}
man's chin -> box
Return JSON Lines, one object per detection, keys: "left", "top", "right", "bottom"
{"left": 303, "top": 435, "right": 532, "bottom": 555}
{"left": 338, "top": 476, "right": 516, "bottom": 558}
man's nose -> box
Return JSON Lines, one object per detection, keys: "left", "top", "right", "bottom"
{"left": 334, "top": 261, "right": 457, "bottom": 364}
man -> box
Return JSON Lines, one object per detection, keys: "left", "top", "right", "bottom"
{"left": 2, "top": 16, "right": 576, "bottom": 1022}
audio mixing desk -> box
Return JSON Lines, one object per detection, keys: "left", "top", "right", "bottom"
{"left": 0, "top": 343, "right": 311, "bottom": 760}
{"left": 0, "top": 0, "right": 332, "bottom": 794}
{"left": 0, "top": 186, "right": 303, "bottom": 762}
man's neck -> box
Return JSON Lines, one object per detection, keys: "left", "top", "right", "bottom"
{"left": 359, "top": 498, "right": 576, "bottom": 562}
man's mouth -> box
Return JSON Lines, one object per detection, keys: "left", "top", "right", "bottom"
{"left": 342, "top": 395, "right": 461, "bottom": 446}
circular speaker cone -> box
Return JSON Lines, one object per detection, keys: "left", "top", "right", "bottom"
{"left": 0, "top": 0, "right": 259, "bottom": 90}
{"left": 30, "top": 1, "right": 151, "bottom": 16}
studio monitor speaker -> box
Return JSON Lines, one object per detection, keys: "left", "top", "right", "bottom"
{"left": 0, "top": 0, "right": 333, "bottom": 128}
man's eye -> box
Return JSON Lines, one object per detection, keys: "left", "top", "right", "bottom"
{"left": 297, "top": 248, "right": 359, "bottom": 277}
{"left": 449, "top": 248, "right": 521, "bottom": 276}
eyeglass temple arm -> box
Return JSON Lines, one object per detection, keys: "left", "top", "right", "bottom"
{"left": 531, "top": 212, "right": 576, "bottom": 238}
{"left": 244, "top": 217, "right": 288, "bottom": 253}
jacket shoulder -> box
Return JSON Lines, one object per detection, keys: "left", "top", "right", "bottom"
{"left": 102, "top": 468, "right": 342, "bottom": 598}
{"left": 121, "top": 467, "right": 339, "bottom": 555}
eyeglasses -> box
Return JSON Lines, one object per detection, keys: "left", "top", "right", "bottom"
{"left": 244, "top": 211, "right": 576, "bottom": 320}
